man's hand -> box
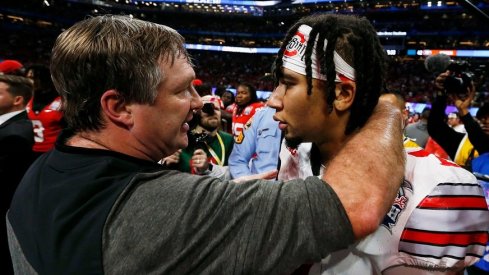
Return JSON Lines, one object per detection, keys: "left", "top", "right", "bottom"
{"left": 451, "top": 83, "right": 475, "bottom": 117}
{"left": 434, "top": 71, "right": 450, "bottom": 91}
{"left": 160, "top": 149, "right": 181, "bottom": 166}
{"left": 192, "top": 149, "right": 210, "bottom": 173}
{"left": 232, "top": 170, "right": 278, "bottom": 183}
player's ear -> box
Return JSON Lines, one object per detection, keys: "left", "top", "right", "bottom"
{"left": 333, "top": 80, "right": 356, "bottom": 112}
{"left": 100, "top": 89, "right": 133, "bottom": 128}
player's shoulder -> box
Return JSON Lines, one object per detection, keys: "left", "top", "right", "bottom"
{"left": 405, "top": 147, "right": 476, "bottom": 183}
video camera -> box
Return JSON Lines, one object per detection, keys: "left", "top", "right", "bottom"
{"left": 187, "top": 130, "right": 210, "bottom": 149}
{"left": 187, "top": 101, "right": 218, "bottom": 148}
{"left": 424, "top": 54, "right": 474, "bottom": 99}
{"left": 201, "top": 103, "right": 215, "bottom": 115}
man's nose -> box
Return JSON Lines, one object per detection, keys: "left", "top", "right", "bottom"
{"left": 192, "top": 91, "right": 203, "bottom": 110}
{"left": 267, "top": 86, "right": 284, "bottom": 110}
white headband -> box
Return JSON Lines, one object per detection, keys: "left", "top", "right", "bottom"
{"left": 282, "top": 24, "right": 356, "bottom": 82}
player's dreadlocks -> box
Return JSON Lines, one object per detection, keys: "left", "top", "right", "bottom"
{"left": 274, "top": 14, "right": 386, "bottom": 134}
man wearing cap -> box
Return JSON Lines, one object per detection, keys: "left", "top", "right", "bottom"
{"left": 267, "top": 14, "right": 489, "bottom": 274}
{"left": 163, "top": 95, "right": 234, "bottom": 179}
{"left": 0, "top": 60, "right": 25, "bottom": 76}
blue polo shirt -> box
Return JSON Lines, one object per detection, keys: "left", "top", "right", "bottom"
{"left": 229, "top": 106, "right": 281, "bottom": 178}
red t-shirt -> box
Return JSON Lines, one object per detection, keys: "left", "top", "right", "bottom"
{"left": 27, "top": 96, "right": 63, "bottom": 153}
{"left": 232, "top": 102, "right": 264, "bottom": 143}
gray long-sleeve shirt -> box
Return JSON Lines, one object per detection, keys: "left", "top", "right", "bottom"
{"left": 8, "top": 144, "right": 354, "bottom": 274}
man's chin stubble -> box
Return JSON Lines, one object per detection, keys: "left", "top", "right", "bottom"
{"left": 285, "top": 136, "right": 303, "bottom": 150}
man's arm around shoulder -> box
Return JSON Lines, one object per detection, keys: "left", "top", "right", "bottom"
{"left": 322, "top": 101, "right": 405, "bottom": 239}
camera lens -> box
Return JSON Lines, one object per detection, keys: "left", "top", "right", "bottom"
{"left": 202, "top": 103, "right": 215, "bottom": 115}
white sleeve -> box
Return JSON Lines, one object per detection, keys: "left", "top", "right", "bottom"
{"left": 206, "top": 165, "right": 231, "bottom": 181}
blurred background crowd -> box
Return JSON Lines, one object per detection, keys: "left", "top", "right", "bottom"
{"left": 1, "top": 0, "right": 489, "bottom": 274}
{"left": 1, "top": 0, "right": 488, "bottom": 108}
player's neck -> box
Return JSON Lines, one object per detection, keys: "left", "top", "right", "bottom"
{"left": 317, "top": 137, "right": 347, "bottom": 164}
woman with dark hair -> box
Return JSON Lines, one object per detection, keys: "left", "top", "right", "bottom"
{"left": 25, "top": 64, "right": 64, "bottom": 159}
{"left": 231, "top": 82, "right": 264, "bottom": 143}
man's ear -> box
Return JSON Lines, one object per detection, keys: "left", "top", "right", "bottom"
{"left": 100, "top": 89, "right": 133, "bottom": 127}
{"left": 13, "top": 95, "right": 24, "bottom": 107}
{"left": 333, "top": 80, "right": 356, "bottom": 112}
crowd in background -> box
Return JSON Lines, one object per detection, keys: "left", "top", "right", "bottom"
{"left": 1, "top": 45, "right": 487, "bottom": 109}
{"left": 1, "top": 2, "right": 489, "bottom": 273}
{"left": 0, "top": 6, "right": 489, "bottom": 274}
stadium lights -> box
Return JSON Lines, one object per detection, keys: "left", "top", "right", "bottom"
{"left": 147, "top": 0, "right": 280, "bottom": 6}
{"left": 377, "top": 31, "right": 407, "bottom": 36}
{"left": 407, "top": 49, "right": 489, "bottom": 58}
{"left": 292, "top": 0, "right": 353, "bottom": 3}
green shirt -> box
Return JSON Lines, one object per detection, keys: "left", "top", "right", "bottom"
{"left": 178, "top": 130, "right": 234, "bottom": 173}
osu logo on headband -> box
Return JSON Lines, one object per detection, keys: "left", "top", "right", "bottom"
{"left": 284, "top": 31, "right": 306, "bottom": 58}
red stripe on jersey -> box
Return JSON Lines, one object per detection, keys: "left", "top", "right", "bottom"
{"left": 418, "top": 196, "right": 488, "bottom": 209}
{"left": 401, "top": 229, "right": 489, "bottom": 246}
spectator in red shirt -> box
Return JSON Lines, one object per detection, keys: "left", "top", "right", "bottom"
{"left": 231, "top": 82, "right": 264, "bottom": 143}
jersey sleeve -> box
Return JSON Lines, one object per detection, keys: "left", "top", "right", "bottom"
{"left": 398, "top": 150, "right": 489, "bottom": 271}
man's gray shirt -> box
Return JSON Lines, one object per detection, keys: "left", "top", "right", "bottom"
{"left": 8, "top": 144, "right": 354, "bottom": 274}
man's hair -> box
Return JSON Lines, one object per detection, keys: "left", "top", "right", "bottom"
{"left": 0, "top": 74, "right": 33, "bottom": 104}
{"left": 448, "top": 112, "right": 460, "bottom": 119}
{"left": 421, "top": 107, "right": 431, "bottom": 120}
{"left": 26, "top": 64, "right": 57, "bottom": 93}
{"left": 222, "top": 90, "right": 235, "bottom": 102}
{"left": 195, "top": 83, "right": 212, "bottom": 96}
{"left": 50, "top": 15, "right": 189, "bottom": 132}
{"left": 476, "top": 105, "right": 489, "bottom": 120}
{"left": 274, "top": 14, "right": 386, "bottom": 134}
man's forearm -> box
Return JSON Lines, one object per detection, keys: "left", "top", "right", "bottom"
{"left": 322, "top": 101, "right": 405, "bottom": 239}
{"left": 427, "top": 95, "right": 462, "bottom": 159}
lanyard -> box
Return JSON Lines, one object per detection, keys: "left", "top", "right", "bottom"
{"left": 205, "top": 133, "right": 225, "bottom": 166}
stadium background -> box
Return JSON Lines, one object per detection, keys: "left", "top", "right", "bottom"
{"left": 1, "top": 0, "right": 488, "bottom": 113}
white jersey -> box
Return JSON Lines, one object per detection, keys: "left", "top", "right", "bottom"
{"left": 280, "top": 140, "right": 489, "bottom": 274}
{"left": 277, "top": 141, "right": 316, "bottom": 181}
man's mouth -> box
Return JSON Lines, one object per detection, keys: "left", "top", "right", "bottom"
{"left": 273, "top": 115, "right": 288, "bottom": 131}
{"left": 278, "top": 122, "right": 287, "bottom": 130}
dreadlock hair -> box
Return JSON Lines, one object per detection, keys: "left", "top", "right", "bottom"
{"left": 274, "top": 14, "right": 386, "bottom": 135}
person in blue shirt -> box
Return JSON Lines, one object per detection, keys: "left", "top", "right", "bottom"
{"left": 228, "top": 106, "right": 281, "bottom": 178}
